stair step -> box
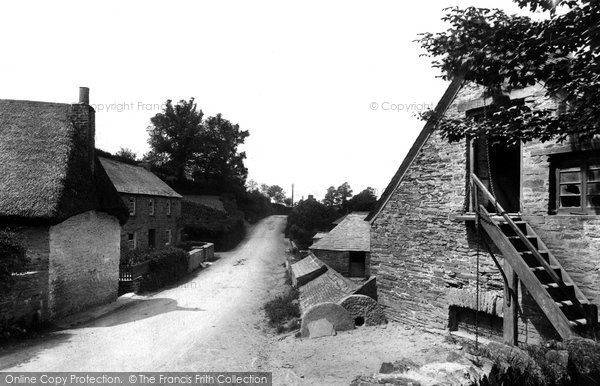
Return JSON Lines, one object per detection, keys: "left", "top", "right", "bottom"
{"left": 531, "top": 266, "right": 562, "bottom": 284}
{"left": 568, "top": 318, "right": 588, "bottom": 327}
{"left": 521, "top": 251, "right": 550, "bottom": 266}
{"left": 542, "top": 283, "right": 576, "bottom": 301}
{"left": 508, "top": 235, "right": 539, "bottom": 251}
{"left": 500, "top": 221, "right": 528, "bottom": 236}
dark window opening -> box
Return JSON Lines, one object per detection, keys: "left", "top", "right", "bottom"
{"left": 349, "top": 251, "right": 366, "bottom": 277}
{"left": 471, "top": 138, "right": 521, "bottom": 213}
{"left": 448, "top": 306, "right": 503, "bottom": 339}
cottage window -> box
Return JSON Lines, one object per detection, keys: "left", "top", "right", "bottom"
{"left": 127, "top": 232, "right": 136, "bottom": 250}
{"left": 128, "top": 197, "right": 136, "bottom": 216}
{"left": 165, "top": 229, "right": 172, "bottom": 245}
{"left": 166, "top": 200, "right": 172, "bottom": 216}
{"left": 149, "top": 198, "right": 155, "bottom": 216}
{"left": 553, "top": 155, "right": 600, "bottom": 214}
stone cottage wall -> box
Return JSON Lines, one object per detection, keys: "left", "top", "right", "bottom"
{"left": 522, "top": 141, "right": 600, "bottom": 324}
{"left": 370, "top": 83, "right": 573, "bottom": 343}
{"left": 120, "top": 195, "right": 181, "bottom": 255}
{"left": 48, "top": 210, "right": 121, "bottom": 318}
{"left": 0, "top": 226, "right": 50, "bottom": 327}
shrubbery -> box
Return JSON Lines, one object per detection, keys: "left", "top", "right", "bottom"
{"left": 181, "top": 199, "right": 246, "bottom": 251}
{"left": 264, "top": 287, "right": 300, "bottom": 332}
{"left": 0, "top": 229, "right": 28, "bottom": 294}
{"left": 472, "top": 338, "right": 600, "bottom": 386}
{"left": 139, "top": 247, "right": 189, "bottom": 292}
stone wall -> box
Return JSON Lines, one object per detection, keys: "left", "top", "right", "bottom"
{"left": 120, "top": 195, "right": 181, "bottom": 255}
{"left": 370, "top": 82, "right": 596, "bottom": 343}
{"left": 312, "top": 250, "right": 350, "bottom": 276}
{"left": 49, "top": 210, "right": 121, "bottom": 318}
{"left": 0, "top": 226, "right": 49, "bottom": 327}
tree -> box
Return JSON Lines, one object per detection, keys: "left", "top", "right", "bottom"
{"left": 347, "top": 187, "right": 378, "bottom": 212}
{"left": 322, "top": 186, "right": 340, "bottom": 208}
{"left": 336, "top": 182, "right": 353, "bottom": 211}
{"left": 418, "top": 0, "right": 600, "bottom": 145}
{"left": 147, "top": 98, "right": 204, "bottom": 182}
{"left": 266, "top": 185, "right": 286, "bottom": 204}
{"left": 146, "top": 99, "right": 249, "bottom": 192}
{"left": 286, "top": 198, "right": 338, "bottom": 249}
{"left": 115, "top": 147, "right": 138, "bottom": 163}
{"left": 192, "top": 114, "right": 249, "bottom": 192}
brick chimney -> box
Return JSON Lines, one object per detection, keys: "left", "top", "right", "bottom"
{"left": 71, "top": 87, "right": 95, "bottom": 173}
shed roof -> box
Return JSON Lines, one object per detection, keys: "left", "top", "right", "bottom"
{"left": 0, "top": 99, "right": 128, "bottom": 225}
{"left": 310, "top": 212, "right": 370, "bottom": 252}
{"left": 99, "top": 157, "right": 182, "bottom": 198}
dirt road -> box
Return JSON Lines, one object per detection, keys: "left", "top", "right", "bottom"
{"left": 0, "top": 215, "right": 291, "bottom": 373}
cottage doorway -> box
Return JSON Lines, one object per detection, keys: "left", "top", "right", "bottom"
{"left": 472, "top": 139, "right": 521, "bottom": 213}
{"left": 349, "top": 251, "right": 366, "bottom": 277}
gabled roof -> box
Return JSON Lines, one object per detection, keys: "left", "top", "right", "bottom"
{"left": 310, "top": 211, "right": 370, "bottom": 252}
{"left": 366, "top": 77, "right": 465, "bottom": 223}
{"left": 99, "top": 157, "right": 182, "bottom": 198}
{"left": 0, "top": 99, "right": 128, "bottom": 225}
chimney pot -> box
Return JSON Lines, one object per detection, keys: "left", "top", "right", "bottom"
{"left": 79, "top": 87, "right": 90, "bottom": 104}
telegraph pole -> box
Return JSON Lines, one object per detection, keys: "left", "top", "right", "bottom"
{"left": 291, "top": 184, "right": 295, "bottom": 207}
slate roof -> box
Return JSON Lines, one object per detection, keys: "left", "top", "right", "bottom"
{"left": 366, "top": 76, "right": 465, "bottom": 222}
{"left": 100, "top": 157, "right": 182, "bottom": 198}
{"left": 291, "top": 253, "right": 361, "bottom": 311}
{"left": 310, "top": 212, "right": 370, "bottom": 252}
{"left": 0, "top": 99, "right": 128, "bottom": 225}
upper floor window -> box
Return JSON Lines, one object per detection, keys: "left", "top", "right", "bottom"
{"left": 128, "top": 197, "right": 136, "bottom": 216}
{"left": 149, "top": 198, "right": 155, "bottom": 216}
{"left": 166, "top": 200, "right": 172, "bottom": 216}
{"left": 553, "top": 155, "right": 600, "bottom": 214}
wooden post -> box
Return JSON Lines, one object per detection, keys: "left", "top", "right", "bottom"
{"left": 503, "top": 261, "right": 519, "bottom": 345}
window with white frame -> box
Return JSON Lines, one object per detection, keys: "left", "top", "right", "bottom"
{"left": 127, "top": 232, "right": 136, "bottom": 250}
{"left": 166, "top": 200, "right": 172, "bottom": 216}
{"left": 128, "top": 197, "right": 136, "bottom": 216}
{"left": 165, "top": 229, "right": 172, "bottom": 245}
{"left": 149, "top": 198, "right": 155, "bottom": 216}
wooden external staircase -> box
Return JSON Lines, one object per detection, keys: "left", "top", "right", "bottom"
{"left": 471, "top": 173, "right": 597, "bottom": 341}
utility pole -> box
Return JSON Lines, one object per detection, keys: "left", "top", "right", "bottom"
{"left": 291, "top": 184, "right": 294, "bottom": 207}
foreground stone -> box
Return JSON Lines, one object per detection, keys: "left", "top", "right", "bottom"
{"left": 300, "top": 302, "right": 354, "bottom": 338}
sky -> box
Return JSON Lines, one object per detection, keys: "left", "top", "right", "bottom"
{"left": 0, "top": 0, "right": 529, "bottom": 201}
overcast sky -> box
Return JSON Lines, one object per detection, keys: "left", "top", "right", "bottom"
{"left": 0, "top": 0, "right": 527, "bottom": 201}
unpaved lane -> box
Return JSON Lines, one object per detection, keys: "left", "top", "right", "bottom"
{"left": 0, "top": 215, "right": 289, "bottom": 372}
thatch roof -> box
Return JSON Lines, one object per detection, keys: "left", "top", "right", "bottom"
{"left": 99, "top": 157, "right": 182, "bottom": 198}
{"left": 0, "top": 99, "right": 129, "bottom": 225}
{"left": 310, "top": 212, "right": 370, "bottom": 252}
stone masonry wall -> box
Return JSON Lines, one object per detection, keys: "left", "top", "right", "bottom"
{"left": 370, "top": 83, "right": 578, "bottom": 343}
{"left": 120, "top": 195, "right": 181, "bottom": 255}
{"left": 48, "top": 211, "right": 121, "bottom": 318}
{"left": 312, "top": 250, "right": 350, "bottom": 276}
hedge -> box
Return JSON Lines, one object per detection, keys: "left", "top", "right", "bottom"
{"left": 139, "top": 247, "right": 189, "bottom": 292}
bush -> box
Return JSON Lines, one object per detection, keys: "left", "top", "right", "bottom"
{"left": 0, "top": 229, "right": 28, "bottom": 294}
{"left": 119, "top": 248, "right": 150, "bottom": 266}
{"left": 264, "top": 288, "right": 300, "bottom": 327}
{"left": 181, "top": 199, "right": 246, "bottom": 251}
{"left": 139, "top": 247, "right": 189, "bottom": 292}
{"left": 471, "top": 338, "right": 600, "bottom": 386}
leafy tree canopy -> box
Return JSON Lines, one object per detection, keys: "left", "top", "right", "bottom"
{"left": 146, "top": 99, "right": 249, "bottom": 193}
{"left": 418, "top": 0, "right": 600, "bottom": 145}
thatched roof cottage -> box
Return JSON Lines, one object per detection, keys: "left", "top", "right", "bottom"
{"left": 0, "top": 88, "right": 128, "bottom": 327}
